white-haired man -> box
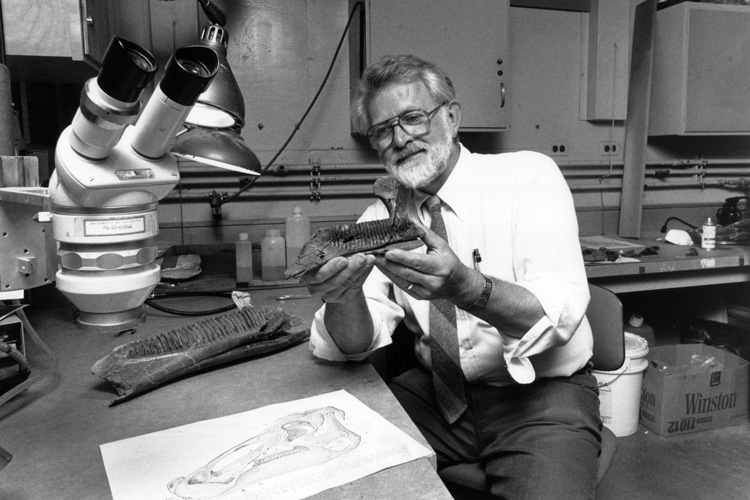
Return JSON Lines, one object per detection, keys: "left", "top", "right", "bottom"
{"left": 300, "top": 54, "right": 600, "bottom": 499}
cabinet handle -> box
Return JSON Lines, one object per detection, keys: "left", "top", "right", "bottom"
{"left": 500, "top": 82, "right": 506, "bottom": 108}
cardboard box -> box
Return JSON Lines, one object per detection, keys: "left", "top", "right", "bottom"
{"left": 639, "top": 344, "right": 749, "bottom": 437}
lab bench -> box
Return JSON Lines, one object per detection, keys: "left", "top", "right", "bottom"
{"left": 584, "top": 235, "right": 750, "bottom": 294}
{"left": 0, "top": 286, "right": 451, "bottom": 500}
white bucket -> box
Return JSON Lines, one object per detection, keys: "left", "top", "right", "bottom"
{"left": 593, "top": 333, "right": 650, "bottom": 437}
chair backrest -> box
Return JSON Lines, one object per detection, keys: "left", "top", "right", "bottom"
{"left": 587, "top": 283, "right": 626, "bottom": 372}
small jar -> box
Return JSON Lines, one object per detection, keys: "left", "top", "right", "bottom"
{"left": 261, "top": 229, "right": 286, "bottom": 281}
{"left": 235, "top": 232, "right": 253, "bottom": 286}
{"left": 701, "top": 217, "right": 716, "bottom": 250}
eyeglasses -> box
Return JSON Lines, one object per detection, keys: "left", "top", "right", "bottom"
{"left": 366, "top": 102, "right": 449, "bottom": 149}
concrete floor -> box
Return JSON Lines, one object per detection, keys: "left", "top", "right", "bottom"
{"left": 596, "top": 424, "right": 750, "bottom": 500}
{"left": 443, "top": 423, "right": 750, "bottom": 500}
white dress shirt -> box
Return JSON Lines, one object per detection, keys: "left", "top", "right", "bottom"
{"left": 309, "top": 145, "right": 593, "bottom": 386}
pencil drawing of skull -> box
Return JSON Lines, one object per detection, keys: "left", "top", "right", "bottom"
{"left": 167, "top": 406, "right": 361, "bottom": 499}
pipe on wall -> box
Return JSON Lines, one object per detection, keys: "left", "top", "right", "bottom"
{"left": 164, "top": 158, "right": 750, "bottom": 205}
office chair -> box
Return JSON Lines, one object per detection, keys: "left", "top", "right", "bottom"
{"left": 436, "top": 283, "right": 626, "bottom": 498}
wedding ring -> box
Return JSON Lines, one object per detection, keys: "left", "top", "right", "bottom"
{"left": 406, "top": 283, "right": 414, "bottom": 290}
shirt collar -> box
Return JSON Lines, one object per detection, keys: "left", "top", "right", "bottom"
{"left": 414, "top": 143, "right": 470, "bottom": 221}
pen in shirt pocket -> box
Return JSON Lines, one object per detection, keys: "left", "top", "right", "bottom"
{"left": 472, "top": 248, "right": 482, "bottom": 272}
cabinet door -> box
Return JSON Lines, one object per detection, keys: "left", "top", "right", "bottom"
{"left": 649, "top": 2, "right": 750, "bottom": 135}
{"left": 683, "top": 7, "right": 750, "bottom": 134}
{"left": 81, "top": 0, "right": 117, "bottom": 67}
{"left": 2, "top": 0, "right": 83, "bottom": 59}
{"left": 365, "top": 0, "right": 508, "bottom": 131}
{"left": 82, "top": 0, "right": 198, "bottom": 70}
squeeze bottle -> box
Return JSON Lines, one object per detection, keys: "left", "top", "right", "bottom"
{"left": 261, "top": 229, "right": 286, "bottom": 281}
{"left": 285, "top": 206, "right": 311, "bottom": 267}
{"left": 624, "top": 313, "right": 655, "bottom": 347}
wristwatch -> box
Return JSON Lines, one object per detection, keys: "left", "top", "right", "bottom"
{"left": 463, "top": 273, "right": 493, "bottom": 312}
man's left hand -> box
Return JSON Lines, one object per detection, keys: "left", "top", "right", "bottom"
{"left": 375, "top": 219, "right": 481, "bottom": 304}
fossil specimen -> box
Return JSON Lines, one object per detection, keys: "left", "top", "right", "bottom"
{"left": 91, "top": 306, "right": 309, "bottom": 405}
{"left": 284, "top": 217, "right": 424, "bottom": 278}
{"left": 168, "top": 406, "right": 360, "bottom": 499}
{"left": 284, "top": 176, "right": 423, "bottom": 278}
{"left": 373, "top": 175, "right": 409, "bottom": 220}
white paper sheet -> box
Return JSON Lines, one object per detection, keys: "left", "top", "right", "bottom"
{"left": 100, "top": 390, "right": 433, "bottom": 500}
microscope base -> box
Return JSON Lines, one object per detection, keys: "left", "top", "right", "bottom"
{"left": 75, "top": 306, "right": 146, "bottom": 335}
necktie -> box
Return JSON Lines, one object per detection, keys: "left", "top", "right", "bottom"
{"left": 424, "top": 195, "right": 468, "bottom": 424}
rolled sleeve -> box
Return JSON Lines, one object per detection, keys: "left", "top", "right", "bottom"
{"left": 309, "top": 303, "right": 393, "bottom": 361}
{"left": 501, "top": 315, "right": 555, "bottom": 384}
{"left": 500, "top": 153, "right": 590, "bottom": 383}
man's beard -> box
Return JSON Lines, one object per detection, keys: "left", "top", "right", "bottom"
{"left": 383, "top": 138, "right": 454, "bottom": 189}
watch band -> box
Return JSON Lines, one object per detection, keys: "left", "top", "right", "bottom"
{"left": 463, "top": 273, "right": 493, "bottom": 312}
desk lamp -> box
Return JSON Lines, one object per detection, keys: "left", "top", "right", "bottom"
{"left": 172, "top": 0, "right": 261, "bottom": 177}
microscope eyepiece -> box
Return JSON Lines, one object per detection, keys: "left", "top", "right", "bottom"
{"left": 159, "top": 46, "right": 219, "bottom": 107}
{"left": 68, "top": 37, "right": 157, "bottom": 159}
{"left": 130, "top": 45, "right": 219, "bottom": 159}
{"left": 97, "top": 37, "right": 157, "bottom": 104}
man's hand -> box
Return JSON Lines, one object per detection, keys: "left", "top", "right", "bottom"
{"left": 375, "top": 219, "right": 482, "bottom": 306}
{"left": 300, "top": 253, "right": 377, "bottom": 355}
{"left": 299, "top": 253, "right": 377, "bottom": 304}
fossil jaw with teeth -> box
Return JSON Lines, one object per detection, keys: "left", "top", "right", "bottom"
{"left": 284, "top": 217, "right": 424, "bottom": 279}
{"left": 284, "top": 176, "right": 423, "bottom": 278}
{"left": 91, "top": 306, "right": 309, "bottom": 405}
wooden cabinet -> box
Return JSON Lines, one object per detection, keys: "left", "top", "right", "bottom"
{"left": 357, "top": 0, "right": 509, "bottom": 131}
{"left": 2, "top": 0, "right": 199, "bottom": 67}
{"left": 649, "top": 2, "right": 750, "bottom": 136}
{"left": 584, "top": 0, "right": 636, "bottom": 121}
{"left": 81, "top": 0, "right": 200, "bottom": 70}
{"left": 1, "top": 0, "right": 83, "bottom": 59}
{"left": 0, "top": 0, "right": 200, "bottom": 82}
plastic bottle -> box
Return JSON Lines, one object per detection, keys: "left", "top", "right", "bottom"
{"left": 285, "top": 205, "right": 311, "bottom": 267}
{"left": 235, "top": 232, "right": 253, "bottom": 286}
{"left": 701, "top": 217, "right": 716, "bottom": 250}
{"left": 261, "top": 229, "right": 286, "bottom": 281}
{"left": 624, "top": 313, "right": 655, "bottom": 347}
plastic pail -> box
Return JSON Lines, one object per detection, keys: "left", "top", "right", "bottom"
{"left": 593, "top": 333, "right": 650, "bottom": 437}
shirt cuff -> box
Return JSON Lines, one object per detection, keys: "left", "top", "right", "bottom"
{"left": 309, "top": 303, "right": 392, "bottom": 362}
{"left": 502, "top": 315, "right": 555, "bottom": 384}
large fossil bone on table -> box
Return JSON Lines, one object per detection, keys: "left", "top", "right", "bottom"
{"left": 91, "top": 306, "right": 309, "bottom": 405}
{"left": 284, "top": 176, "right": 424, "bottom": 278}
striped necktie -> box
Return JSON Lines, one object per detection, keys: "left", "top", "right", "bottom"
{"left": 424, "top": 195, "right": 468, "bottom": 424}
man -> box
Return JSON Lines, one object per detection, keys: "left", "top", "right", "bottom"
{"left": 300, "top": 54, "right": 600, "bottom": 499}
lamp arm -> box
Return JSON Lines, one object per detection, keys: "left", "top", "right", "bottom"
{"left": 198, "top": 0, "right": 227, "bottom": 26}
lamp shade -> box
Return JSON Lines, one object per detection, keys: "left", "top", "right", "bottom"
{"left": 172, "top": 128, "right": 260, "bottom": 175}
{"left": 184, "top": 24, "right": 245, "bottom": 129}
{"left": 173, "top": 22, "right": 260, "bottom": 176}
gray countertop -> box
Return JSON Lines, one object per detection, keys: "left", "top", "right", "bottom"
{"left": 0, "top": 286, "right": 450, "bottom": 500}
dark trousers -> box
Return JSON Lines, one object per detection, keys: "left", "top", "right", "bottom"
{"left": 389, "top": 366, "right": 602, "bottom": 500}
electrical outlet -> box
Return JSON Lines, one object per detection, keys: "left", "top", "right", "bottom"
{"left": 601, "top": 141, "right": 620, "bottom": 156}
{"left": 550, "top": 142, "right": 569, "bottom": 156}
